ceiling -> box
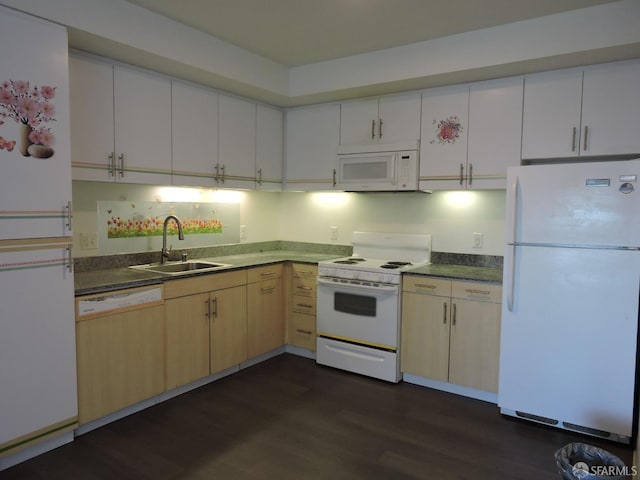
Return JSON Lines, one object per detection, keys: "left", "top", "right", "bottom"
{"left": 124, "top": 0, "right": 618, "bottom": 67}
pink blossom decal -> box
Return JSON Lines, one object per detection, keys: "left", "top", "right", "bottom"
{"left": 429, "top": 116, "right": 463, "bottom": 145}
{"left": 0, "top": 79, "right": 57, "bottom": 158}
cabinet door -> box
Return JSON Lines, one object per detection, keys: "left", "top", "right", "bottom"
{"left": 210, "top": 285, "right": 248, "bottom": 373}
{"left": 581, "top": 61, "right": 640, "bottom": 156}
{"left": 0, "top": 244, "right": 77, "bottom": 450}
{"left": 165, "top": 292, "right": 210, "bottom": 390}
{"left": 339, "top": 98, "right": 379, "bottom": 145}
{"left": 247, "top": 278, "right": 284, "bottom": 358}
{"left": 400, "top": 292, "right": 450, "bottom": 381}
{"left": 467, "top": 77, "right": 523, "bottom": 189}
{"left": 113, "top": 65, "right": 172, "bottom": 184}
{"left": 76, "top": 304, "right": 165, "bottom": 424}
{"left": 378, "top": 93, "right": 421, "bottom": 144}
{"left": 256, "top": 104, "right": 283, "bottom": 190}
{"left": 218, "top": 94, "right": 256, "bottom": 188}
{"left": 69, "top": 55, "right": 116, "bottom": 182}
{"left": 171, "top": 81, "right": 218, "bottom": 187}
{"left": 285, "top": 104, "right": 340, "bottom": 190}
{"left": 448, "top": 298, "right": 501, "bottom": 393}
{"left": 521, "top": 69, "right": 583, "bottom": 159}
{"left": 419, "top": 85, "right": 469, "bottom": 190}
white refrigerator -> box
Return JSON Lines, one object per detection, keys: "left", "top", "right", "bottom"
{"left": 498, "top": 159, "right": 640, "bottom": 443}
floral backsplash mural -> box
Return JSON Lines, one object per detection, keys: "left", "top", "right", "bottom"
{"left": 0, "top": 79, "right": 57, "bottom": 158}
{"left": 429, "top": 116, "right": 463, "bottom": 145}
{"left": 102, "top": 201, "right": 226, "bottom": 239}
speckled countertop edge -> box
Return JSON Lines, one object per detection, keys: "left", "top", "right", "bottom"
{"left": 74, "top": 245, "right": 502, "bottom": 296}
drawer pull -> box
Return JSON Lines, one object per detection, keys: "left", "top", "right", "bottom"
{"left": 465, "top": 288, "right": 491, "bottom": 295}
{"left": 296, "top": 285, "right": 313, "bottom": 291}
{"left": 260, "top": 287, "right": 275, "bottom": 294}
{"left": 415, "top": 283, "right": 436, "bottom": 289}
{"left": 260, "top": 271, "right": 276, "bottom": 277}
{"left": 296, "top": 303, "right": 313, "bottom": 308}
{"left": 296, "top": 329, "right": 313, "bottom": 335}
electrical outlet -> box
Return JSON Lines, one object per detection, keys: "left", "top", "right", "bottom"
{"left": 330, "top": 226, "right": 339, "bottom": 241}
{"left": 240, "top": 225, "right": 247, "bottom": 240}
{"left": 80, "top": 232, "right": 98, "bottom": 250}
{"left": 473, "top": 232, "right": 483, "bottom": 249}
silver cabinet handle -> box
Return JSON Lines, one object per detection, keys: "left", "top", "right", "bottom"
{"left": 452, "top": 303, "right": 457, "bottom": 326}
{"left": 371, "top": 119, "right": 376, "bottom": 140}
{"left": 296, "top": 329, "right": 313, "bottom": 335}
{"left": 65, "top": 200, "right": 72, "bottom": 231}
{"left": 108, "top": 152, "right": 115, "bottom": 177}
{"left": 257, "top": 168, "right": 262, "bottom": 186}
{"left": 465, "top": 288, "right": 491, "bottom": 295}
{"left": 583, "top": 125, "right": 589, "bottom": 152}
{"left": 571, "top": 127, "right": 577, "bottom": 152}
{"left": 66, "top": 246, "right": 73, "bottom": 272}
{"left": 220, "top": 164, "right": 225, "bottom": 184}
{"left": 459, "top": 163, "right": 464, "bottom": 186}
{"left": 332, "top": 168, "right": 337, "bottom": 187}
{"left": 204, "top": 299, "right": 210, "bottom": 319}
{"left": 468, "top": 163, "right": 473, "bottom": 187}
{"left": 214, "top": 164, "right": 219, "bottom": 183}
{"left": 118, "top": 153, "right": 124, "bottom": 177}
{"left": 212, "top": 297, "right": 218, "bottom": 318}
{"left": 260, "top": 287, "right": 275, "bottom": 294}
{"left": 443, "top": 302, "right": 447, "bottom": 324}
{"left": 378, "top": 118, "right": 383, "bottom": 139}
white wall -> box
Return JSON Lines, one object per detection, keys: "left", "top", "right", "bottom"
{"left": 277, "top": 190, "right": 505, "bottom": 255}
{"left": 72, "top": 183, "right": 505, "bottom": 257}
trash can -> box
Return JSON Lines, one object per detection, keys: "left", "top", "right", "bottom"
{"left": 555, "top": 443, "right": 629, "bottom": 479}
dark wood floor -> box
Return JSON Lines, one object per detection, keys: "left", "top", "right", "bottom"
{"left": 2, "top": 354, "right": 633, "bottom": 479}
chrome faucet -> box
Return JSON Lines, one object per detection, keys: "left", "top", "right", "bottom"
{"left": 161, "top": 215, "right": 185, "bottom": 264}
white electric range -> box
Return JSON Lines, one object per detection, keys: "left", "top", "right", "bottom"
{"left": 316, "top": 232, "right": 432, "bottom": 382}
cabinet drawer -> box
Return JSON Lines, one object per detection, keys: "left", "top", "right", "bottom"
{"left": 451, "top": 281, "right": 502, "bottom": 303}
{"left": 292, "top": 276, "right": 316, "bottom": 297}
{"left": 292, "top": 294, "right": 316, "bottom": 315}
{"left": 164, "top": 269, "right": 247, "bottom": 298}
{"left": 290, "top": 313, "right": 316, "bottom": 351}
{"left": 292, "top": 263, "right": 317, "bottom": 279}
{"left": 247, "top": 263, "right": 283, "bottom": 283}
{"left": 403, "top": 275, "right": 451, "bottom": 296}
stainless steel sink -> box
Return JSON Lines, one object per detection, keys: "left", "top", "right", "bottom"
{"left": 129, "top": 260, "right": 231, "bottom": 275}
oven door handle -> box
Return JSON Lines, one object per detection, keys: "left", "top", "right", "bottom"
{"left": 317, "top": 277, "right": 399, "bottom": 294}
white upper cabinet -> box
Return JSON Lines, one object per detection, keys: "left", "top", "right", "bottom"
{"left": 522, "top": 60, "right": 640, "bottom": 159}
{"left": 340, "top": 93, "right": 420, "bottom": 145}
{"left": 113, "top": 65, "right": 172, "bottom": 184}
{"left": 467, "top": 77, "right": 523, "bottom": 189}
{"left": 171, "top": 81, "right": 218, "bottom": 187}
{"left": 285, "top": 104, "right": 340, "bottom": 191}
{"left": 70, "top": 55, "right": 172, "bottom": 184}
{"left": 419, "top": 85, "right": 469, "bottom": 190}
{"left": 69, "top": 55, "right": 116, "bottom": 182}
{"left": 256, "top": 104, "right": 283, "bottom": 190}
{"left": 420, "top": 78, "right": 523, "bottom": 190}
{"left": 218, "top": 94, "right": 257, "bottom": 188}
{"left": 580, "top": 61, "right": 640, "bottom": 157}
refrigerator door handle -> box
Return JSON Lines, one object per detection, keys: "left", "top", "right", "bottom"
{"left": 506, "top": 175, "right": 519, "bottom": 244}
{"left": 505, "top": 244, "right": 516, "bottom": 312}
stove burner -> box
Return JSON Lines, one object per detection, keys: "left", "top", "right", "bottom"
{"left": 333, "top": 257, "right": 366, "bottom": 264}
{"left": 380, "top": 264, "right": 401, "bottom": 269}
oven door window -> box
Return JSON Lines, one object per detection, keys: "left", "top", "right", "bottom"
{"left": 334, "top": 292, "right": 376, "bottom": 317}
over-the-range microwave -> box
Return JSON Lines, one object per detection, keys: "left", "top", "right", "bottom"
{"left": 336, "top": 142, "right": 419, "bottom": 192}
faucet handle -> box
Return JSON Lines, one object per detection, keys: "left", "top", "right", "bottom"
{"left": 181, "top": 253, "right": 188, "bottom": 262}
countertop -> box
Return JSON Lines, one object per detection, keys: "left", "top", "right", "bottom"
{"left": 405, "top": 263, "right": 503, "bottom": 284}
{"left": 75, "top": 251, "right": 503, "bottom": 296}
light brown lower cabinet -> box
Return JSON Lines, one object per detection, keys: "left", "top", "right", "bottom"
{"left": 287, "top": 263, "right": 318, "bottom": 351}
{"left": 401, "top": 275, "right": 502, "bottom": 393}
{"left": 164, "top": 270, "right": 247, "bottom": 390}
{"left": 247, "top": 264, "right": 284, "bottom": 358}
{"left": 75, "top": 287, "right": 165, "bottom": 425}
